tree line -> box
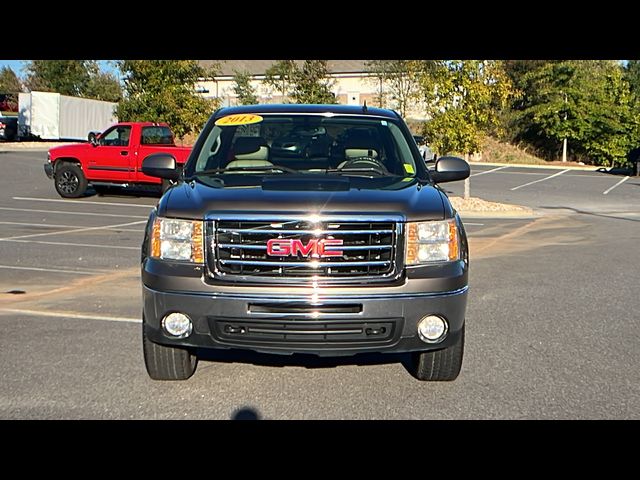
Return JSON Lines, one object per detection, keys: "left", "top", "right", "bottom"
{"left": 2, "top": 59, "right": 639, "bottom": 165}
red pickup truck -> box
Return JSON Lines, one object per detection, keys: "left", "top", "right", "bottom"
{"left": 44, "top": 122, "right": 192, "bottom": 198}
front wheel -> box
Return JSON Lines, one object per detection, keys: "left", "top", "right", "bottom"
{"left": 410, "top": 325, "right": 464, "bottom": 381}
{"left": 54, "top": 163, "right": 88, "bottom": 198}
{"left": 142, "top": 324, "right": 198, "bottom": 381}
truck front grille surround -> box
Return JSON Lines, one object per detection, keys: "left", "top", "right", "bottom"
{"left": 206, "top": 214, "right": 402, "bottom": 284}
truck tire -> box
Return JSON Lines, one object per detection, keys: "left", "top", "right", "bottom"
{"left": 410, "top": 325, "right": 464, "bottom": 381}
{"left": 54, "top": 163, "right": 88, "bottom": 198}
{"left": 142, "top": 323, "right": 198, "bottom": 381}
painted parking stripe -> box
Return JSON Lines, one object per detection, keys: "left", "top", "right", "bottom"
{"left": 510, "top": 169, "right": 570, "bottom": 191}
{"left": 0, "top": 239, "right": 139, "bottom": 250}
{"left": 0, "top": 308, "right": 140, "bottom": 324}
{"left": 471, "top": 166, "right": 509, "bottom": 177}
{"left": 0, "top": 206, "right": 148, "bottom": 219}
{"left": 603, "top": 176, "right": 629, "bottom": 195}
{"left": 0, "top": 221, "right": 144, "bottom": 233}
{"left": 0, "top": 265, "right": 101, "bottom": 275}
{"left": 0, "top": 220, "right": 146, "bottom": 241}
{"left": 13, "top": 197, "right": 157, "bottom": 208}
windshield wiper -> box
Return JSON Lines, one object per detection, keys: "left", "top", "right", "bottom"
{"left": 195, "top": 165, "right": 300, "bottom": 175}
{"left": 325, "top": 167, "right": 402, "bottom": 177}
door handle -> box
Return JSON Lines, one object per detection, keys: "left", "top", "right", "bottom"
{"left": 120, "top": 151, "right": 128, "bottom": 156}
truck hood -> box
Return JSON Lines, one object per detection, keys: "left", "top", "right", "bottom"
{"left": 158, "top": 175, "right": 449, "bottom": 222}
{"left": 49, "top": 143, "right": 93, "bottom": 158}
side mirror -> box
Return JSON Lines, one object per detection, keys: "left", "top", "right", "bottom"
{"left": 141, "top": 153, "right": 180, "bottom": 181}
{"left": 430, "top": 156, "right": 470, "bottom": 183}
{"left": 88, "top": 131, "right": 100, "bottom": 146}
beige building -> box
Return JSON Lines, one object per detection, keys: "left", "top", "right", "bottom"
{"left": 195, "top": 60, "right": 426, "bottom": 120}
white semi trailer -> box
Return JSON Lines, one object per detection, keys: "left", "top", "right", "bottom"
{"left": 18, "top": 91, "right": 116, "bottom": 141}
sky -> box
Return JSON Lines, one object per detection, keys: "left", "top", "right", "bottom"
{"left": 0, "top": 60, "right": 118, "bottom": 77}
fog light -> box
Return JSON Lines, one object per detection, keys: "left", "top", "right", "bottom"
{"left": 417, "top": 315, "right": 448, "bottom": 343}
{"left": 162, "top": 312, "right": 192, "bottom": 338}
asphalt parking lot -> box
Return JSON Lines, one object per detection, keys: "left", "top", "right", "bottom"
{"left": 0, "top": 150, "right": 639, "bottom": 419}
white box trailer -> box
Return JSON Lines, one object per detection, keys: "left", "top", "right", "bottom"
{"left": 18, "top": 91, "right": 116, "bottom": 141}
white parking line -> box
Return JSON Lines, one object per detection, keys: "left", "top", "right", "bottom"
{"left": 0, "top": 221, "right": 144, "bottom": 233}
{"left": 0, "top": 220, "right": 147, "bottom": 241}
{"left": 0, "top": 239, "right": 140, "bottom": 250}
{"left": 0, "top": 308, "right": 140, "bottom": 324}
{"left": 13, "top": 197, "right": 157, "bottom": 208}
{"left": 603, "top": 176, "right": 629, "bottom": 195}
{"left": 510, "top": 169, "right": 570, "bottom": 191}
{"left": 0, "top": 207, "right": 148, "bottom": 219}
{"left": 471, "top": 166, "right": 509, "bottom": 177}
{"left": 0, "top": 265, "right": 104, "bottom": 275}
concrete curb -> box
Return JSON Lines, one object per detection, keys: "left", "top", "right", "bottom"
{"left": 0, "top": 147, "right": 49, "bottom": 152}
{"left": 458, "top": 211, "right": 540, "bottom": 219}
{"left": 469, "top": 161, "right": 597, "bottom": 172}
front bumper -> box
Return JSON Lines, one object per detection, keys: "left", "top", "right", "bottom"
{"left": 44, "top": 161, "right": 53, "bottom": 179}
{"left": 142, "top": 260, "right": 468, "bottom": 357}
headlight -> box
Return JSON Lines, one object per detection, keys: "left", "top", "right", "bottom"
{"left": 406, "top": 219, "right": 459, "bottom": 265}
{"left": 150, "top": 217, "right": 204, "bottom": 263}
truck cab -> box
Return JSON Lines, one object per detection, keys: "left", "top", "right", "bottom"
{"left": 44, "top": 122, "right": 192, "bottom": 198}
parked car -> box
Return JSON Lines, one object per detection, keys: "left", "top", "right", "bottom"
{"left": 44, "top": 122, "right": 192, "bottom": 197}
{"left": 413, "top": 134, "right": 435, "bottom": 162}
{"left": 0, "top": 116, "right": 18, "bottom": 141}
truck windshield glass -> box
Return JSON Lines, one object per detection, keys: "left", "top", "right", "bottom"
{"left": 191, "top": 115, "right": 418, "bottom": 178}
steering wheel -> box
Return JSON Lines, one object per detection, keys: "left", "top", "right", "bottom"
{"left": 338, "top": 156, "right": 390, "bottom": 175}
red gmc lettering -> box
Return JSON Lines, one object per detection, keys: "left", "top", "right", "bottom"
{"left": 266, "top": 238, "right": 344, "bottom": 258}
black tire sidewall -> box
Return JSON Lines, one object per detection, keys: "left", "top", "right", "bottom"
{"left": 54, "top": 163, "right": 88, "bottom": 198}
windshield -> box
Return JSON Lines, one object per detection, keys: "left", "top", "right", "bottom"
{"left": 189, "top": 113, "right": 419, "bottom": 178}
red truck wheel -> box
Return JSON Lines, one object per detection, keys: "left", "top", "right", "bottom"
{"left": 54, "top": 163, "right": 88, "bottom": 198}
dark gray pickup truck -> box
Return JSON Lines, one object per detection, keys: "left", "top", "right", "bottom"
{"left": 140, "top": 104, "right": 470, "bottom": 381}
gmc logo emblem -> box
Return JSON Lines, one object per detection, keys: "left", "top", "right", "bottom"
{"left": 266, "top": 238, "right": 344, "bottom": 258}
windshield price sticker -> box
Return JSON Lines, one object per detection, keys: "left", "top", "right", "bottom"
{"left": 215, "top": 114, "right": 264, "bottom": 126}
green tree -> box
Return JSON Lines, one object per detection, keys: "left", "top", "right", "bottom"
{"left": 365, "top": 60, "right": 421, "bottom": 117}
{"left": 232, "top": 70, "right": 258, "bottom": 105}
{"left": 290, "top": 60, "right": 336, "bottom": 104}
{"left": 24, "top": 60, "right": 92, "bottom": 96}
{"left": 624, "top": 60, "right": 640, "bottom": 97}
{"left": 263, "top": 60, "right": 296, "bottom": 102}
{"left": 85, "top": 71, "right": 122, "bottom": 102}
{"left": 0, "top": 66, "right": 23, "bottom": 93}
{"left": 513, "top": 60, "right": 635, "bottom": 166}
{"left": 23, "top": 60, "right": 122, "bottom": 101}
{"left": 416, "top": 60, "right": 513, "bottom": 155}
{"left": 116, "top": 60, "right": 219, "bottom": 139}
{"left": 414, "top": 60, "right": 514, "bottom": 199}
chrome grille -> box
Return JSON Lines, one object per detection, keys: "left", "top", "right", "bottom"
{"left": 209, "top": 217, "right": 398, "bottom": 281}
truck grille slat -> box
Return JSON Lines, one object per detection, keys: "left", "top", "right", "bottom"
{"left": 209, "top": 218, "right": 399, "bottom": 283}
{"left": 219, "top": 260, "right": 391, "bottom": 267}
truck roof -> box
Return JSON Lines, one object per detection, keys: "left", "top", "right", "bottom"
{"left": 114, "top": 121, "right": 171, "bottom": 128}
{"left": 216, "top": 104, "right": 401, "bottom": 119}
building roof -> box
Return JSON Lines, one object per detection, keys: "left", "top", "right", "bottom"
{"left": 199, "top": 60, "right": 369, "bottom": 76}
{"left": 215, "top": 103, "right": 400, "bottom": 119}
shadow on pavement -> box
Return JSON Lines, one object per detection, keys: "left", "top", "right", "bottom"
{"left": 86, "top": 186, "right": 162, "bottom": 199}
{"left": 542, "top": 206, "right": 640, "bottom": 223}
{"left": 596, "top": 166, "right": 635, "bottom": 176}
{"left": 196, "top": 346, "right": 413, "bottom": 372}
{"left": 231, "top": 407, "right": 261, "bottom": 420}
